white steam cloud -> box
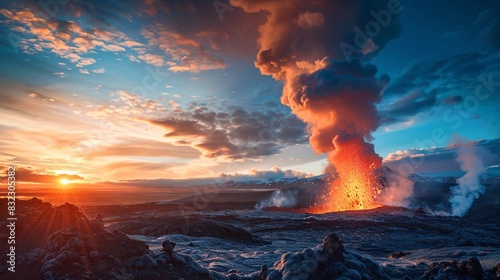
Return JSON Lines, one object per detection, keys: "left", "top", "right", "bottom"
{"left": 449, "top": 136, "right": 487, "bottom": 216}
{"left": 379, "top": 171, "right": 414, "bottom": 207}
{"left": 256, "top": 189, "right": 298, "bottom": 210}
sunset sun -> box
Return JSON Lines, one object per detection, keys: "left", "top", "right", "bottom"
{"left": 60, "top": 179, "right": 70, "bottom": 185}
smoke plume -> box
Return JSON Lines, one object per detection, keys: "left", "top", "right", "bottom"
{"left": 449, "top": 136, "right": 487, "bottom": 216}
{"left": 232, "top": 0, "right": 402, "bottom": 212}
{"left": 379, "top": 171, "right": 414, "bottom": 207}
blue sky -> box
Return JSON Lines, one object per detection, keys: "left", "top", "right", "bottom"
{"left": 0, "top": 0, "right": 499, "bottom": 185}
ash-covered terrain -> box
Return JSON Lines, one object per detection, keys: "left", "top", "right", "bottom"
{"left": 1, "top": 170, "right": 500, "bottom": 280}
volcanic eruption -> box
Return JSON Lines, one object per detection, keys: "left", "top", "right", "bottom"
{"left": 232, "top": 0, "right": 402, "bottom": 213}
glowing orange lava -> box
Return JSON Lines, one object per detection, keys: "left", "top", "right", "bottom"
{"left": 307, "top": 136, "right": 383, "bottom": 214}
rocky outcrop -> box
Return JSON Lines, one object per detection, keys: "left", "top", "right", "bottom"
{"left": 419, "top": 257, "right": 499, "bottom": 280}
{"left": 0, "top": 198, "right": 87, "bottom": 250}
{"left": 215, "top": 232, "right": 391, "bottom": 280}
{"left": 0, "top": 198, "right": 88, "bottom": 278}
{"left": 41, "top": 214, "right": 148, "bottom": 280}
{"left": 0, "top": 199, "right": 213, "bottom": 280}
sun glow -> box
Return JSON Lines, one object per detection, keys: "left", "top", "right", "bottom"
{"left": 60, "top": 179, "right": 70, "bottom": 185}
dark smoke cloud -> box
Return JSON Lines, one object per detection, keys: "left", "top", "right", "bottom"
{"left": 231, "top": 0, "right": 402, "bottom": 78}
{"left": 284, "top": 58, "right": 385, "bottom": 153}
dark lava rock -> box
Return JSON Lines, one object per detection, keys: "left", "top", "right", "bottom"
{"left": 42, "top": 213, "right": 212, "bottom": 280}
{"left": 0, "top": 198, "right": 86, "bottom": 249}
{"left": 245, "top": 232, "right": 391, "bottom": 280}
{"left": 388, "top": 251, "right": 412, "bottom": 259}
{"left": 322, "top": 232, "right": 345, "bottom": 262}
{"left": 466, "top": 257, "right": 484, "bottom": 279}
{"left": 0, "top": 199, "right": 214, "bottom": 280}
{"left": 108, "top": 218, "right": 268, "bottom": 245}
{"left": 458, "top": 239, "right": 477, "bottom": 246}
{"left": 41, "top": 214, "right": 148, "bottom": 279}
{"left": 420, "top": 257, "right": 486, "bottom": 280}
{"left": 0, "top": 198, "right": 87, "bottom": 278}
{"left": 494, "top": 262, "right": 500, "bottom": 279}
{"left": 161, "top": 239, "right": 176, "bottom": 260}
{"left": 415, "top": 208, "right": 427, "bottom": 214}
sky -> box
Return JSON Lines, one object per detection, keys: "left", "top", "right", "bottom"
{"left": 0, "top": 0, "right": 499, "bottom": 187}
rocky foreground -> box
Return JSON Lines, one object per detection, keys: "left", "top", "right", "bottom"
{"left": 1, "top": 198, "right": 499, "bottom": 280}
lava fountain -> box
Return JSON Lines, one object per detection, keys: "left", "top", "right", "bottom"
{"left": 231, "top": 0, "right": 400, "bottom": 213}
{"left": 307, "top": 135, "right": 383, "bottom": 213}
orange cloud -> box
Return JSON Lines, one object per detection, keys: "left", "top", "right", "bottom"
{"left": 137, "top": 53, "right": 165, "bottom": 67}
{"left": 84, "top": 138, "right": 200, "bottom": 159}
{"left": 102, "top": 44, "right": 126, "bottom": 52}
{"left": 141, "top": 23, "right": 226, "bottom": 72}
{"left": 0, "top": 166, "right": 83, "bottom": 183}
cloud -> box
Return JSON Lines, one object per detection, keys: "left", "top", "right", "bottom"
{"left": 62, "top": 0, "right": 136, "bottom": 27}
{"left": 54, "top": 72, "right": 68, "bottom": 78}
{"left": 141, "top": 22, "right": 226, "bottom": 72}
{"left": 102, "top": 44, "right": 126, "bottom": 52}
{"left": 0, "top": 9, "right": 44, "bottom": 26}
{"left": 380, "top": 88, "right": 437, "bottom": 124}
{"left": 167, "top": 51, "right": 226, "bottom": 72}
{"left": 105, "top": 161, "right": 176, "bottom": 172}
{"left": 76, "top": 57, "right": 96, "bottom": 67}
{"left": 152, "top": 118, "right": 206, "bottom": 137}
{"left": 219, "top": 166, "right": 313, "bottom": 181}
{"left": 86, "top": 90, "right": 164, "bottom": 121}
{"left": 0, "top": 6, "right": 143, "bottom": 69}
{"left": 1, "top": 1, "right": 236, "bottom": 73}
{"left": 126, "top": 54, "right": 141, "bottom": 63}
{"left": 441, "top": 95, "right": 464, "bottom": 105}
{"left": 149, "top": 105, "right": 307, "bottom": 161}
{"left": 0, "top": 88, "right": 90, "bottom": 129}
{"left": 473, "top": 7, "right": 500, "bottom": 51}
{"left": 0, "top": 10, "right": 106, "bottom": 66}
{"left": 0, "top": 166, "right": 83, "bottom": 183}
{"left": 85, "top": 137, "right": 200, "bottom": 159}
{"left": 380, "top": 50, "right": 500, "bottom": 124}
{"left": 73, "top": 37, "right": 94, "bottom": 53}
{"left": 104, "top": 166, "right": 313, "bottom": 187}
{"left": 383, "top": 138, "right": 500, "bottom": 175}
{"left": 92, "top": 67, "right": 105, "bottom": 74}
{"left": 101, "top": 160, "right": 187, "bottom": 181}
{"left": 121, "top": 40, "right": 144, "bottom": 48}
{"left": 137, "top": 53, "right": 165, "bottom": 67}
